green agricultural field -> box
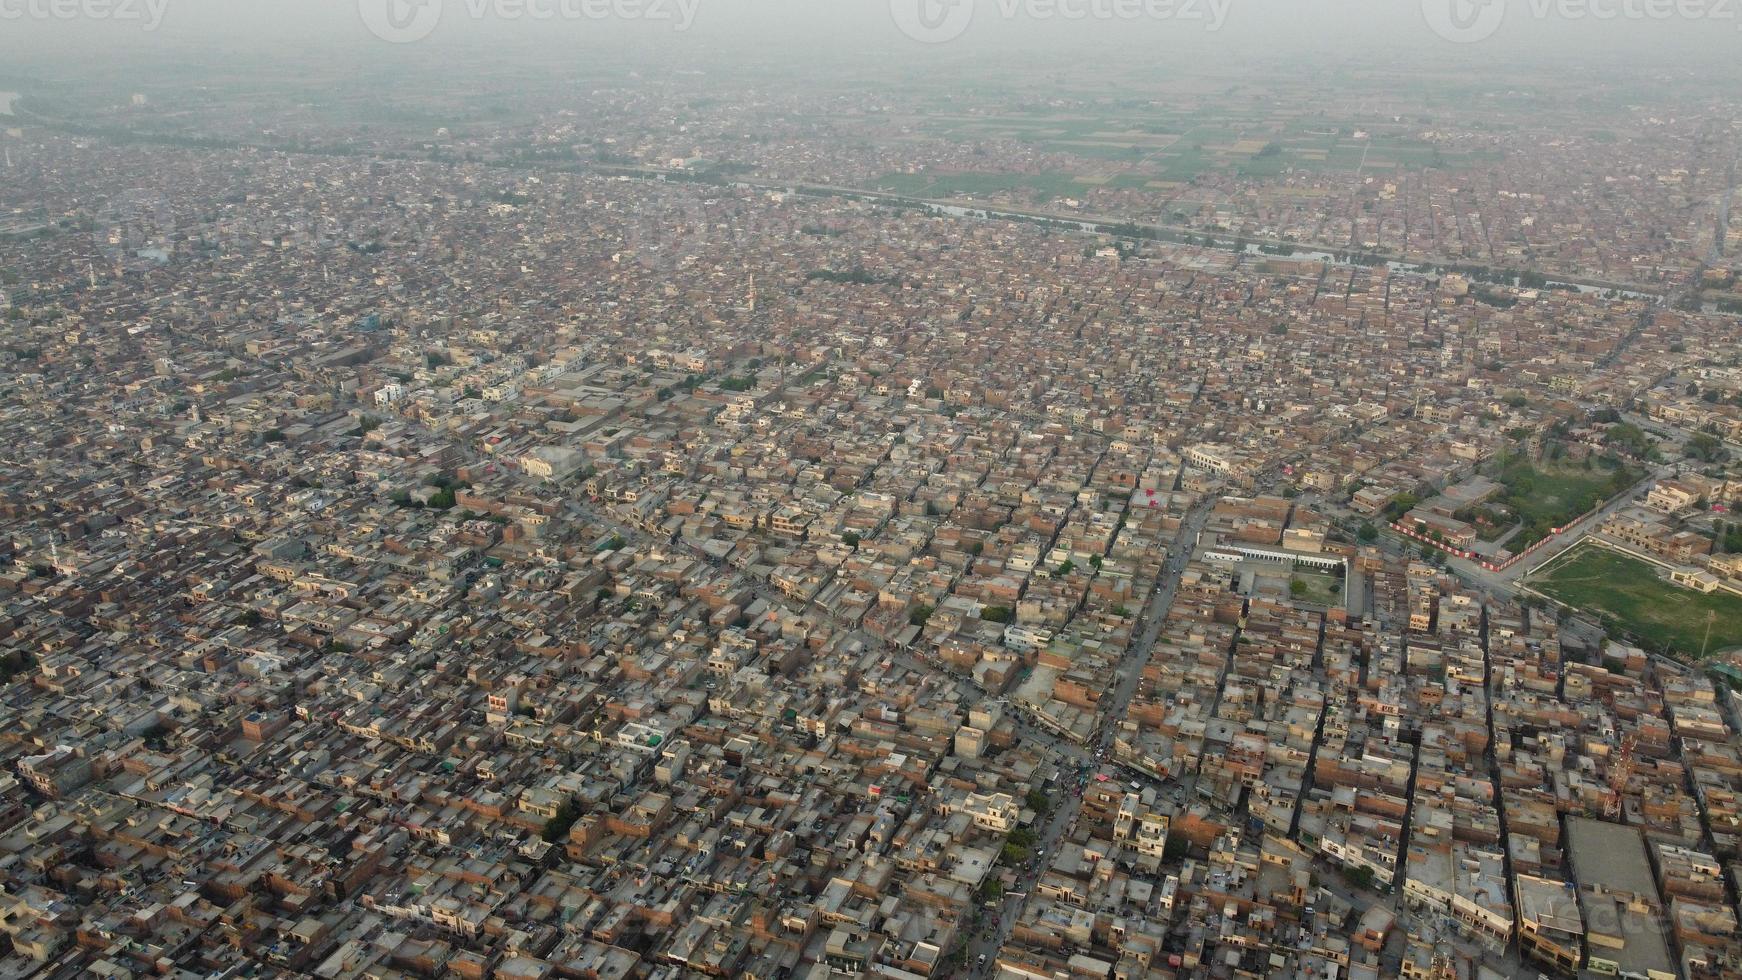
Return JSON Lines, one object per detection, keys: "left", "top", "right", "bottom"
{"left": 871, "top": 104, "right": 1511, "bottom": 194}
{"left": 864, "top": 171, "right": 1099, "bottom": 204}
{"left": 1528, "top": 546, "right": 1742, "bottom": 658}
{"left": 867, "top": 173, "right": 936, "bottom": 196}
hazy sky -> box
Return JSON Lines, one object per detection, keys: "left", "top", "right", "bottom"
{"left": 1, "top": 0, "right": 1738, "bottom": 72}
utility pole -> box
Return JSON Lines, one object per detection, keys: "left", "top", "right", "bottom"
{"left": 1702, "top": 610, "right": 1717, "bottom": 662}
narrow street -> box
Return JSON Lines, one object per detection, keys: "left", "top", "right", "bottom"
{"left": 964, "top": 498, "right": 1216, "bottom": 977}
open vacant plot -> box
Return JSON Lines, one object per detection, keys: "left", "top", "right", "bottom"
{"left": 1290, "top": 571, "right": 1346, "bottom": 609}
{"left": 1528, "top": 546, "right": 1742, "bottom": 658}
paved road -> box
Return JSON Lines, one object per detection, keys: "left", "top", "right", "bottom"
{"left": 568, "top": 478, "right": 1223, "bottom": 979}
{"left": 1438, "top": 465, "right": 1668, "bottom": 592}
{"left": 961, "top": 787, "right": 1079, "bottom": 973}
{"left": 570, "top": 460, "right": 1549, "bottom": 978}
{"left": 964, "top": 498, "right": 1216, "bottom": 978}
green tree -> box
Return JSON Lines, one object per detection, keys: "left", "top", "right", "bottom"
{"left": 1163, "top": 835, "right": 1190, "bottom": 862}
{"left": 541, "top": 798, "right": 583, "bottom": 843}
{"left": 1687, "top": 433, "right": 1727, "bottom": 463}
{"left": 1383, "top": 493, "right": 1421, "bottom": 519}
{"left": 0, "top": 646, "right": 31, "bottom": 683}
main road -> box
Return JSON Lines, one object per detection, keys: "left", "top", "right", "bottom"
{"left": 964, "top": 497, "right": 1216, "bottom": 978}
{"left": 549, "top": 453, "right": 1219, "bottom": 978}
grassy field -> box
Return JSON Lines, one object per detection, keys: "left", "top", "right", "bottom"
{"left": 1290, "top": 571, "right": 1346, "bottom": 609}
{"left": 1490, "top": 456, "right": 1645, "bottom": 550}
{"left": 1528, "top": 546, "right": 1742, "bottom": 658}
